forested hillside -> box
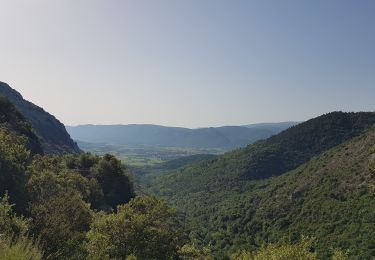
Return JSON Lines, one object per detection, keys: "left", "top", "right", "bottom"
{"left": 149, "top": 112, "right": 375, "bottom": 258}
{"left": 0, "top": 93, "right": 192, "bottom": 259}
{"left": 0, "top": 91, "right": 179, "bottom": 259}
{"left": 150, "top": 112, "right": 375, "bottom": 192}
{"left": 0, "top": 82, "right": 80, "bottom": 154}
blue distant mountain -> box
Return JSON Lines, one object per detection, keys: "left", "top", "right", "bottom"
{"left": 66, "top": 123, "right": 296, "bottom": 150}
{"left": 243, "top": 121, "right": 299, "bottom": 132}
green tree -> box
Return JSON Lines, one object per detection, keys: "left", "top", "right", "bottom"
{"left": 230, "top": 237, "right": 317, "bottom": 260}
{"left": 92, "top": 154, "right": 134, "bottom": 209}
{"left": 86, "top": 196, "right": 185, "bottom": 259}
{"left": 0, "top": 193, "right": 42, "bottom": 260}
{"left": 0, "top": 235, "right": 43, "bottom": 260}
{"left": 29, "top": 192, "right": 92, "bottom": 259}
{"left": 30, "top": 153, "right": 134, "bottom": 211}
{"left": 0, "top": 193, "right": 29, "bottom": 237}
{"left": 178, "top": 243, "right": 214, "bottom": 260}
{"left": 0, "top": 128, "right": 30, "bottom": 213}
{"left": 331, "top": 249, "right": 349, "bottom": 260}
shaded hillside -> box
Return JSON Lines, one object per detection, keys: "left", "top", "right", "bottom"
{"left": 66, "top": 124, "right": 292, "bottom": 150}
{"left": 151, "top": 112, "right": 375, "bottom": 196}
{"left": 0, "top": 95, "right": 42, "bottom": 154}
{"left": 240, "top": 111, "right": 375, "bottom": 180}
{"left": 0, "top": 82, "right": 80, "bottom": 154}
{"left": 150, "top": 120, "right": 375, "bottom": 258}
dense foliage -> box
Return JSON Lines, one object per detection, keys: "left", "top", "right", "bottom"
{"left": 0, "top": 194, "right": 43, "bottom": 260}
{"left": 0, "top": 104, "right": 188, "bottom": 259}
{"left": 148, "top": 113, "right": 375, "bottom": 258}
{"left": 87, "top": 196, "right": 185, "bottom": 259}
{"left": 230, "top": 237, "right": 318, "bottom": 260}
{"left": 0, "top": 128, "right": 32, "bottom": 212}
{"left": 0, "top": 94, "right": 188, "bottom": 259}
{"left": 0, "top": 235, "right": 43, "bottom": 260}
{"left": 0, "top": 118, "right": 136, "bottom": 258}
{"left": 24, "top": 153, "right": 135, "bottom": 258}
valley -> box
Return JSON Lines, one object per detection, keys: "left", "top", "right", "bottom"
{"left": 1, "top": 82, "right": 375, "bottom": 259}
{"left": 67, "top": 123, "right": 295, "bottom": 167}
{"left": 1, "top": 1, "right": 374, "bottom": 259}
{"left": 76, "top": 141, "right": 223, "bottom": 167}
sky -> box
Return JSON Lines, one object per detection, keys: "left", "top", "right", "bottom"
{"left": 0, "top": 0, "right": 374, "bottom": 128}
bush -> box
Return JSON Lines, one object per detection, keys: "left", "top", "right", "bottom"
{"left": 29, "top": 192, "right": 93, "bottom": 259}
{"left": 0, "top": 235, "right": 43, "bottom": 260}
{"left": 0, "top": 194, "right": 28, "bottom": 237}
{"left": 87, "top": 196, "right": 185, "bottom": 259}
{"left": 230, "top": 238, "right": 317, "bottom": 260}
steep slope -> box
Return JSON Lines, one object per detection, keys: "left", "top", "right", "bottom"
{"left": 66, "top": 124, "right": 291, "bottom": 150}
{"left": 0, "top": 95, "right": 42, "bottom": 155}
{"left": 0, "top": 82, "right": 80, "bottom": 154}
{"left": 166, "top": 127, "right": 375, "bottom": 258}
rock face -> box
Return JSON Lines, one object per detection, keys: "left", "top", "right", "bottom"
{"left": 0, "top": 81, "right": 80, "bottom": 154}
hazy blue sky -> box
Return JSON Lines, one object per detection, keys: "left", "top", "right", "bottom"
{"left": 0, "top": 0, "right": 374, "bottom": 127}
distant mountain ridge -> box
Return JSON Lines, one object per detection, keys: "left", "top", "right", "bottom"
{"left": 0, "top": 81, "right": 80, "bottom": 154}
{"left": 66, "top": 123, "right": 295, "bottom": 150}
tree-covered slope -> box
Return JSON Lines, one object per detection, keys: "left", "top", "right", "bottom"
{"left": 0, "top": 95, "right": 42, "bottom": 155}
{"left": 0, "top": 81, "right": 80, "bottom": 154}
{"left": 150, "top": 112, "right": 375, "bottom": 195}
{"left": 151, "top": 124, "right": 375, "bottom": 259}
